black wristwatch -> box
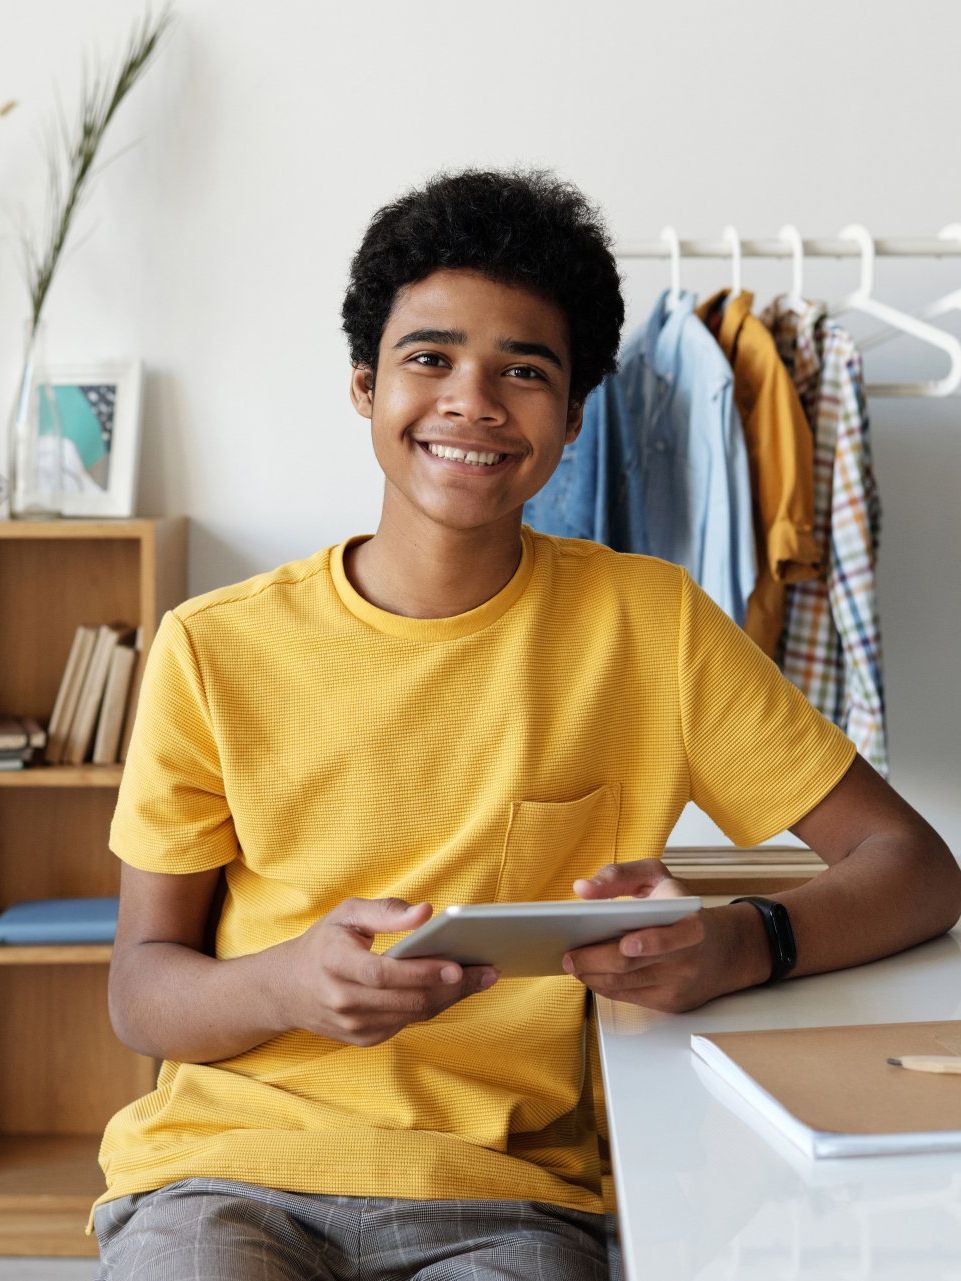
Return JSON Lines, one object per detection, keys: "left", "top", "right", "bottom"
{"left": 730, "top": 896, "right": 797, "bottom": 985}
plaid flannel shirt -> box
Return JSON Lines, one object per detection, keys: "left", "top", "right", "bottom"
{"left": 761, "top": 296, "right": 888, "bottom": 776}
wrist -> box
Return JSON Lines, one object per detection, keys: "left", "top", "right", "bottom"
{"left": 724, "top": 901, "right": 775, "bottom": 990}
{"left": 253, "top": 937, "right": 301, "bottom": 1036}
{"left": 731, "top": 896, "right": 798, "bottom": 985}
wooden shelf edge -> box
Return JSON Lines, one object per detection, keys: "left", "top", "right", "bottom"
{"left": 0, "top": 944, "right": 113, "bottom": 965}
{"left": 0, "top": 517, "right": 180, "bottom": 540}
{"left": 0, "top": 766, "right": 123, "bottom": 787}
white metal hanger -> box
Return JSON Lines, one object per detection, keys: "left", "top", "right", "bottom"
{"left": 778, "top": 224, "right": 806, "bottom": 311}
{"left": 722, "top": 225, "right": 742, "bottom": 298}
{"left": 660, "top": 225, "right": 682, "bottom": 310}
{"left": 829, "top": 224, "right": 961, "bottom": 397}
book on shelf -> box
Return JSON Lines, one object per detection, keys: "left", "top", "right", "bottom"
{"left": 62, "top": 622, "right": 136, "bottom": 766}
{"left": 0, "top": 715, "right": 46, "bottom": 753}
{"left": 0, "top": 716, "right": 47, "bottom": 768}
{"left": 691, "top": 1020, "right": 961, "bottom": 1159}
{"left": 118, "top": 625, "right": 146, "bottom": 763}
{"left": 0, "top": 897, "right": 119, "bottom": 944}
{"left": 92, "top": 637, "right": 139, "bottom": 764}
{"left": 45, "top": 625, "right": 98, "bottom": 764}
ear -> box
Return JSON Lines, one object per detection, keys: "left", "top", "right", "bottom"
{"left": 564, "top": 398, "right": 584, "bottom": 445}
{"left": 349, "top": 365, "right": 375, "bottom": 419}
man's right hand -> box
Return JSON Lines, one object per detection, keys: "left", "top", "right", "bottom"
{"left": 278, "top": 898, "right": 498, "bottom": 1046}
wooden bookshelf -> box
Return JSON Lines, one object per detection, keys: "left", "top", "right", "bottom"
{"left": 0, "top": 517, "right": 187, "bottom": 1257}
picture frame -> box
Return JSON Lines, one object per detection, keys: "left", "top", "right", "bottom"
{"left": 37, "top": 360, "right": 143, "bottom": 517}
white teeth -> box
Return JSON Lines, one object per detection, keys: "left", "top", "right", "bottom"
{"left": 426, "top": 443, "right": 504, "bottom": 466}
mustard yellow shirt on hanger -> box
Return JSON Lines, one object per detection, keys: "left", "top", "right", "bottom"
{"left": 697, "top": 290, "right": 822, "bottom": 655}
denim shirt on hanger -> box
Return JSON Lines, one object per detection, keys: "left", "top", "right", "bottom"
{"left": 524, "top": 288, "right": 756, "bottom": 626}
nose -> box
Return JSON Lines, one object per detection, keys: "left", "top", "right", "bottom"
{"left": 436, "top": 366, "right": 508, "bottom": 426}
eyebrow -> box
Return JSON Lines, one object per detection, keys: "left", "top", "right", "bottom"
{"left": 392, "top": 328, "right": 565, "bottom": 370}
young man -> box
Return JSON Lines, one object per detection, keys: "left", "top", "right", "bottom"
{"left": 91, "top": 169, "right": 961, "bottom": 1280}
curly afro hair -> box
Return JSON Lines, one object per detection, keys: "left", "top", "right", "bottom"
{"left": 341, "top": 167, "right": 624, "bottom": 407}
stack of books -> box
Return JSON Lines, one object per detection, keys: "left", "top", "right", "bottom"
{"left": 44, "top": 623, "right": 145, "bottom": 766}
{"left": 0, "top": 716, "right": 47, "bottom": 771}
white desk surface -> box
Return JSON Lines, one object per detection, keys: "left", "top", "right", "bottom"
{"left": 596, "top": 915, "right": 961, "bottom": 1281}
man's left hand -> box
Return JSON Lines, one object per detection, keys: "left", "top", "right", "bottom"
{"left": 562, "top": 859, "right": 767, "bottom": 1012}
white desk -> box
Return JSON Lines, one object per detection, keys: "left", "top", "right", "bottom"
{"left": 596, "top": 918, "right": 961, "bottom": 1281}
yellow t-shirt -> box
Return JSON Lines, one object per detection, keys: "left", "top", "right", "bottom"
{"left": 89, "top": 526, "right": 855, "bottom": 1228}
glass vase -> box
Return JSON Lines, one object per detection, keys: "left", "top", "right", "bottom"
{"left": 6, "top": 320, "right": 64, "bottom": 519}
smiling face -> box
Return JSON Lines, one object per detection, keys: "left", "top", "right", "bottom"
{"left": 349, "top": 268, "right": 583, "bottom": 538}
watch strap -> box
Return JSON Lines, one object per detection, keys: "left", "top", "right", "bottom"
{"left": 731, "top": 895, "right": 797, "bottom": 985}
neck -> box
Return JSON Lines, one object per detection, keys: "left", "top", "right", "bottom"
{"left": 344, "top": 508, "right": 525, "bottom": 619}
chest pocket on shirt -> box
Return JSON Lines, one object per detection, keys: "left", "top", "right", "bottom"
{"left": 494, "top": 782, "right": 622, "bottom": 903}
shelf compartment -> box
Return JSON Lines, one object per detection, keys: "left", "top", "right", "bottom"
{"left": 0, "top": 1133, "right": 105, "bottom": 1257}
{"left": 0, "top": 517, "right": 186, "bottom": 722}
{"left": 0, "top": 963, "right": 155, "bottom": 1133}
{"left": 0, "top": 789, "right": 119, "bottom": 905}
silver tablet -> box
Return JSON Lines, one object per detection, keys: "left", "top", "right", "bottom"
{"left": 384, "top": 897, "right": 702, "bottom": 978}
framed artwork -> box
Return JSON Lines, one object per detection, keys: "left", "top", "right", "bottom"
{"left": 37, "top": 360, "right": 143, "bottom": 516}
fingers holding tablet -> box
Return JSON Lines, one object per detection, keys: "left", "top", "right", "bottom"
{"left": 385, "top": 898, "right": 702, "bottom": 978}
{"left": 563, "top": 910, "right": 706, "bottom": 979}
{"left": 281, "top": 896, "right": 500, "bottom": 1047}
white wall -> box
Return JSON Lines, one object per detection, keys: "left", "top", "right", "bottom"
{"left": 1, "top": 0, "right": 959, "bottom": 851}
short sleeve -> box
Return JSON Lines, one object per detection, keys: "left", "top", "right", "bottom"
{"left": 677, "top": 568, "right": 857, "bottom": 847}
{"left": 109, "top": 610, "right": 238, "bottom": 872}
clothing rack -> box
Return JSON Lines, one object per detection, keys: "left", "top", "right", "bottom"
{"left": 614, "top": 237, "right": 961, "bottom": 259}
{"left": 613, "top": 230, "right": 961, "bottom": 396}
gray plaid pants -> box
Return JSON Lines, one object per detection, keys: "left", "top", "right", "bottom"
{"left": 94, "top": 1178, "right": 624, "bottom": 1280}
